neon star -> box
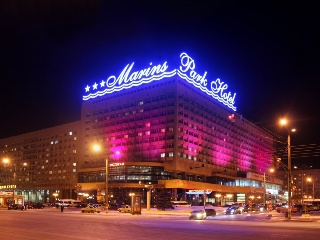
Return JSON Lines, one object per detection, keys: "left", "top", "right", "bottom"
{"left": 100, "top": 80, "right": 106, "bottom": 87}
{"left": 93, "top": 82, "right": 98, "bottom": 90}
{"left": 85, "top": 85, "right": 90, "bottom": 92}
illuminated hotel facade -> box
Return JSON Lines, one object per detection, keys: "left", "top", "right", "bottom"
{"left": 1, "top": 52, "right": 283, "bottom": 206}
{"left": 77, "top": 52, "right": 281, "bottom": 205}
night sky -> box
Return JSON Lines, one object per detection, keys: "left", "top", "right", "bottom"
{"left": 1, "top": 1, "right": 319, "bottom": 166}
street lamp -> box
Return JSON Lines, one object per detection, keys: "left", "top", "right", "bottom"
{"left": 53, "top": 192, "right": 59, "bottom": 202}
{"left": 93, "top": 144, "right": 109, "bottom": 213}
{"left": 280, "top": 118, "right": 296, "bottom": 220}
{"left": 307, "top": 177, "right": 315, "bottom": 200}
{"left": 2, "top": 158, "right": 27, "bottom": 206}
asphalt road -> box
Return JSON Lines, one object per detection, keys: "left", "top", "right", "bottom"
{"left": 0, "top": 207, "right": 319, "bottom": 240}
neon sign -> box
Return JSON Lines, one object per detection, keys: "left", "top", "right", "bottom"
{"left": 83, "top": 53, "right": 237, "bottom": 111}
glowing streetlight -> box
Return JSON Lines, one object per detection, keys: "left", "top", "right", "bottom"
{"left": 307, "top": 177, "right": 315, "bottom": 200}
{"left": 93, "top": 144, "right": 109, "bottom": 213}
{"left": 53, "top": 192, "right": 59, "bottom": 202}
{"left": 2, "top": 158, "right": 27, "bottom": 206}
{"left": 279, "top": 118, "right": 296, "bottom": 220}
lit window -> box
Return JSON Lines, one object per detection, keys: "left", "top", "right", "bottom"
{"left": 74, "top": 137, "right": 77, "bottom": 141}
{"left": 161, "top": 128, "right": 165, "bottom": 133}
{"left": 139, "top": 101, "right": 144, "bottom": 105}
{"left": 146, "top": 131, "right": 150, "bottom": 135}
{"left": 69, "top": 132, "right": 73, "bottom": 135}
{"left": 161, "top": 153, "right": 166, "bottom": 158}
{"left": 169, "top": 152, "right": 174, "bottom": 157}
{"left": 124, "top": 135, "right": 128, "bottom": 138}
{"left": 73, "top": 163, "right": 76, "bottom": 166}
{"left": 73, "top": 169, "right": 76, "bottom": 172}
{"left": 49, "top": 171, "right": 52, "bottom": 175}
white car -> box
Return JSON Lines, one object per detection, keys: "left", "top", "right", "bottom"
{"left": 118, "top": 205, "right": 131, "bottom": 213}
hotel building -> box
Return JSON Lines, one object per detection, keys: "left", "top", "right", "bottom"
{"left": 1, "top": 52, "right": 283, "bottom": 206}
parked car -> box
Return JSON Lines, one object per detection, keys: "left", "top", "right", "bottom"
{"left": 118, "top": 205, "right": 131, "bottom": 213}
{"left": 8, "top": 204, "right": 25, "bottom": 210}
{"left": 225, "top": 205, "right": 242, "bottom": 214}
{"left": 189, "top": 209, "right": 216, "bottom": 220}
{"left": 294, "top": 204, "right": 313, "bottom": 212}
{"left": 81, "top": 205, "right": 101, "bottom": 213}
{"left": 311, "top": 203, "right": 320, "bottom": 211}
{"left": 32, "top": 202, "right": 45, "bottom": 209}
{"left": 276, "top": 205, "right": 298, "bottom": 213}
{"left": 108, "top": 203, "right": 121, "bottom": 210}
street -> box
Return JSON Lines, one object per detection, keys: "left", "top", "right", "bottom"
{"left": 0, "top": 208, "right": 319, "bottom": 240}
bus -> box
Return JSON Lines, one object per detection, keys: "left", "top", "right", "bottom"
{"left": 55, "top": 199, "right": 82, "bottom": 208}
{"left": 303, "top": 199, "right": 320, "bottom": 211}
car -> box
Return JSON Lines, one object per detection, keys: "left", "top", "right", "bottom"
{"left": 31, "top": 202, "right": 45, "bottom": 209}
{"left": 276, "top": 205, "right": 298, "bottom": 213}
{"left": 109, "top": 203, "right": 121, "bottom": 210}
{"left": 8, "top": 204, "right": 25, "bottom": 210}
{"left": 294, "top": 204, "right": 313, "bottom": 213}
{"left": 118, "top": 205, "right": 131, "bottom": 213}
{"left": 81, "top": 205, "right": 101, "bottom": 213}
{"left": 225, "top": 205, "right": 242, "bottom": 214}
{"left": 189, "top": 209, "right": 216, "bottom": 220}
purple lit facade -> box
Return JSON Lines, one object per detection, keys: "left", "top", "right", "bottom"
{"left": 78, "top": 75, "right": 276, "bottom": 205}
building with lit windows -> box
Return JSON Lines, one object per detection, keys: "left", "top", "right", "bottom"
{"left": 77, "top": 52, "right": 281, "bottom": 206}
{"left": 1, "top": 52, "right": 284, "bottom": 207}
{"left": 0, "top": 121, "right": 80, "bottom": 205}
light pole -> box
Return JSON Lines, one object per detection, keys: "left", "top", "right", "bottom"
{"left": 263, "top": 173, "right": 266, "bottom": 204}
{"left": 93, "top": 144, "right": 109, "bottom": 213}
{"left": 3, "top": 158, "right": 17, "bottom": 206}
{"left": 307, "top": 177, "right": 315, "bottom": 200}
{"left": 280, "top": 118, "right": 296, "bottom": 220}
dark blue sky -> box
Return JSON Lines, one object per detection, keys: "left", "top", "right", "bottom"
{"left": 1, "top": 1, "right": 319, "bottom": 165}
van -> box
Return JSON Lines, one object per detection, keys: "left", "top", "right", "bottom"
{"left": 56, "top": 199, "right": 82, "bottom": 208}
{"left": 171, "top": 201, "right": 191, "bottom": 207}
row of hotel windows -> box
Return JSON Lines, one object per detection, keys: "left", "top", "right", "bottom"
{"left": 89, "top": 79, "right": 269, "bottom": 151}
{"left": 88, "top": 107, "right": 270, "bottom": 152}
{"left": 91, "top": 91, "right": 175, "bottom": 115}
{"left": 1, "top": 131, "right": 77, "bottom": 148}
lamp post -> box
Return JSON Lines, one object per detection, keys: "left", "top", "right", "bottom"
{"left": 3, "top": 158, "right": 17, "bottom": 206}
{"left": 280, "top": 118, "right": 296, "bottom": 220}
{"left": 307, "top": 177, "right": 315, "bottom": 200}
{"left": 263, "top": 173, "right": 267, "bottom": 204}
{"left": 93, "top": 144, "right": 109, "bottom": 213}
{"left": 53, "top": 192, "right": 59, "bottom": 202}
